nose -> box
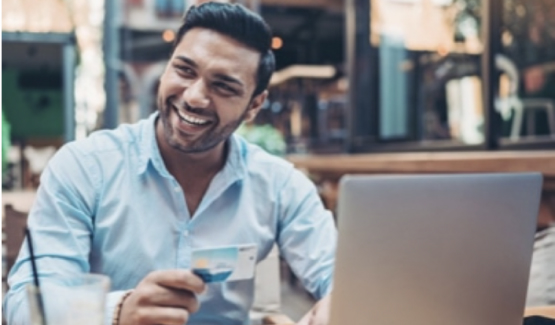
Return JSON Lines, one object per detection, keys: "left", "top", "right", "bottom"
{"left": 182, "top": 79, "right": 210, "bottom": 109}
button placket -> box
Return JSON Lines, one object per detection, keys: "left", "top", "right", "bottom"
{"left": 171, "top": 180, "right": 187, "bottom": 214}
{"left": 180, "top": 228, "right": 192, "bottom": 267}
{"left": 171, "top": 179, "right": 191, "bottom": 268}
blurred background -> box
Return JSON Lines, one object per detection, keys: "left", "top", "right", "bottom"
{"left": 2, "top": 0, "right": 555, "bottom": 191}
{"left": 2, "top": 0, "right": 555, "bottom": 320}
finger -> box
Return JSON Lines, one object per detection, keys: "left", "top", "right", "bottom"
{"left": 148, "top": 286, "right": 200, "bottom": 313}
{"left": 137, "top": 306, "right": 190, "bottom": 325}
{"left": 148, "top": 269, "right": 206, "bottom": 294}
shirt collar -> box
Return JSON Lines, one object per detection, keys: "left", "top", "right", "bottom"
{"left": 223, "top": 133, "right": 247, "bottom": 182}
{"left": 137, "top": 112, "right": 158, "bottom": 176}
{"left": 137, "top": 112, "right": 247, "bottom": 182}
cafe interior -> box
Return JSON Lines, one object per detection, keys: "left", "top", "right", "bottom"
{"left": 2, "top": 0, "right": 555, "bottom": 324}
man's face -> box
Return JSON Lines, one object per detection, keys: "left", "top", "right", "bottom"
{"left": 157, "top": 28, "right": 266, "bottom": 154}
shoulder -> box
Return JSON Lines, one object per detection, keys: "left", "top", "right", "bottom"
{"left": 49, "top": 120, "right": 147, "bottom": 175}
{"left": 67, "top": 122, "right": 143, "bottom": 156}
{"left": 234, "top": 135, "right": 310, "bottom": 190}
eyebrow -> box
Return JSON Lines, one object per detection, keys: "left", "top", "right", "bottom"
{"left": 175, "top": 55, "right": 198, "bottom": 68}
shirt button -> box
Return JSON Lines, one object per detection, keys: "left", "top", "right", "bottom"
{"left": 174, "top": 186, "right": 181, "bottom": 192}
{"left": 184, "top": 230, "right": 189, "bottom": 236}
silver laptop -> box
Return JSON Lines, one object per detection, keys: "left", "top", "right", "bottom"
{"left": 330, "top": 173, "right": 542, "bottom": 325}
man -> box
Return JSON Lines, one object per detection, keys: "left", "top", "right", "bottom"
{"left": 4, "top": 3, "right": 336, "bottom": 325}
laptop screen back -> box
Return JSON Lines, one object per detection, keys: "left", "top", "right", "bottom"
{"left": 329, "top": 173, "right": 542, "bottom": 325}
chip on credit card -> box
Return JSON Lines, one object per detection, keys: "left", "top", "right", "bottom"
{"left": 192, "top": 244, "right": 257, "bottom": 283}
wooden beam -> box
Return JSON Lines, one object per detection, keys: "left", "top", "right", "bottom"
{"left": 288, "top": 151, "right": 555, "bottom": 189}
{"left": 289, "top": 151, "right": 555, "bottom": 225}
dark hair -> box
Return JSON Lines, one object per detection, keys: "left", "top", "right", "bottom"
{"left": 174, "top": 2, "right": 275, "bottom": 97}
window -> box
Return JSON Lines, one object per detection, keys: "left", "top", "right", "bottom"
{"left": 347, "top": 0, "right": 555, "bottom": 152}
{"left": 497, "top": 0, "right": 555, "bottom": 148}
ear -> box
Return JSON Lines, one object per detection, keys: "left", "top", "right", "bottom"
{"left": 243, "top": 90, "right": 268, "bottom": 123}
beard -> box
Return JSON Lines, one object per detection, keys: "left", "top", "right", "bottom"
{"left": 158, "top": 94, "right": 248, "bottom": 154}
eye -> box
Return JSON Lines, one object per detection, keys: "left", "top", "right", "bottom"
{"left": 214, "top": 82, "right": 237, "bottom": 95}
{"left": 174, "top": 65, "right": 195, "bottom": 77}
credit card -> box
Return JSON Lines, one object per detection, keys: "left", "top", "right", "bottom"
{"left": 192, "top": 244, "right": 257, "bottom": 283}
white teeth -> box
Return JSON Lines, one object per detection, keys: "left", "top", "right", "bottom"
{"left": 176, "top": 109, "right": 209, "bottom": 125}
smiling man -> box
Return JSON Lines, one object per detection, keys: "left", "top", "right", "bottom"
{"left": 4, "top": 3, "right": 336, "bottom": 325}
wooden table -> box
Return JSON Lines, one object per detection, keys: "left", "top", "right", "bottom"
{"left": 525, "top": 306, "right": 555, "bottom": 318}
{"left": 288, "top": 150, "right": 555, "bottom": 226}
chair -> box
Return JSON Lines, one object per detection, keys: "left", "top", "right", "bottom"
{"left": 2, "top": 203, "right": 29, "bottom": 303}
{"left": 3, "top": 204, "right": 28, "bottom": 276}
{"left": 520, "top": 99, "right": 555, "bottom": 137}
{"left": 2, "top": 191, "right": 35, "bottom": 301}
{"left": 495, "top": 54, "right": 555, "bottom": 140}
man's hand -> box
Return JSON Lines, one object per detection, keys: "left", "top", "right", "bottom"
{"left": 296, "top": 294, "right": 332, "bottom": 325}
{"left": 119, "top": 270, "right": 206, "bottom": 325}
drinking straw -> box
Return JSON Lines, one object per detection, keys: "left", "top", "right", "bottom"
{"left": 25, "top": 227, "right": 47, "bottom": 325}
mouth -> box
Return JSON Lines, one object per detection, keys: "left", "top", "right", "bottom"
{"left": 173, "top": 105, "right": 213, "bottom": 127}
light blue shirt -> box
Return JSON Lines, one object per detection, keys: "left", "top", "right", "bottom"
{"left": 4, "top": 113, "right": 337, "bottom": 325}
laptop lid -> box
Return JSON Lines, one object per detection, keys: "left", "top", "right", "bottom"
{"left": 329, "top": 173, "right": 542, "bottom": 325}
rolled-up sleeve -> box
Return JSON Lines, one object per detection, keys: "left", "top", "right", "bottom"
{"left": 2, "top": 144, "right": 106, "bottom": 324}
{"left": 276, "top": 169, "right": 337, "bottom": 300}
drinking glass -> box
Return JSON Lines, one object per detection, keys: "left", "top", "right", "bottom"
{"left": 26, "top": 273, "right": 110, "bottom": 325}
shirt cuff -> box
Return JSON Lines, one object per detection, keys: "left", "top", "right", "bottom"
{"left": 104, "top": 290, "right": 130, "bottom": 325}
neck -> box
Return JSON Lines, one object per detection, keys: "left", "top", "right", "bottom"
{"left": 155, "top": 119, "right": 228, "bottom": 181}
